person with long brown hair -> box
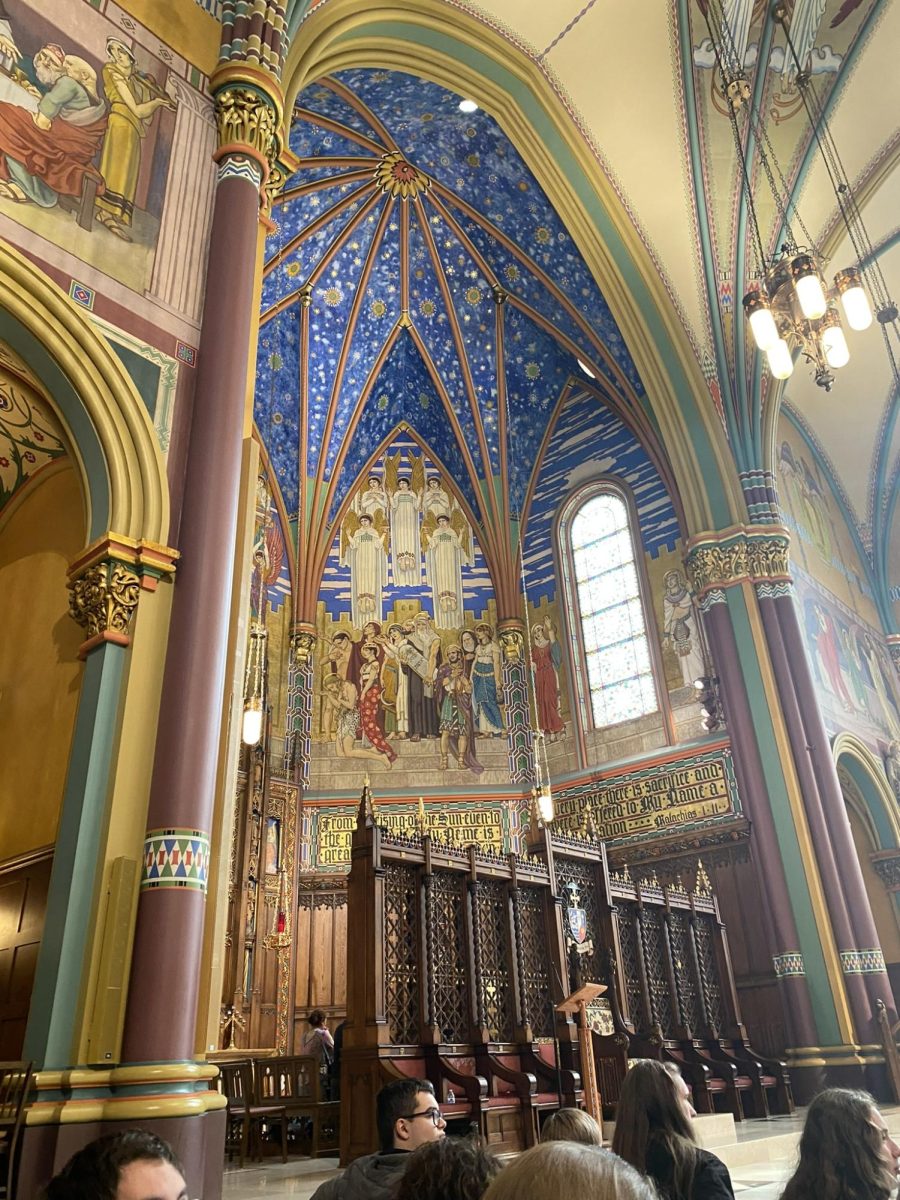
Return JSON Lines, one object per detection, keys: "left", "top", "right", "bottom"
{"left": 611, "top": 1059, "right": 733, "bottom": 1200}
{"left": 395, "top": 1136, "right": 501, "bottom": 1200}
{"left": 780, "top": 1088, "right": 899, "bottom": 1200}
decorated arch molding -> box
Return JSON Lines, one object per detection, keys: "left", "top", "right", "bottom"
{"left": 0, "top": 242, "right": 176, "bottom": 648}
{"left": 833, "top": 732, "right": 900, "bottom": 852}
{"left": 281, "top": 0, "right": 746, "bottom": 537}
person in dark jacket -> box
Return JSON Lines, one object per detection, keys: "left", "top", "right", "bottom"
{"left": 310, "top": 1078, "right": 446, "bottom": 1200}
{"left": 611, "top": 1059, "right": 734, "bottom": 1200}
{"left": 780, "top": 1087, "right": 899, "bottom": 1200}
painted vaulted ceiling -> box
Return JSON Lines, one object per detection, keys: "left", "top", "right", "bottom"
{"left": 258, "top": 0, "right": 900, "bottom": 616}
{"left": 254, "top": 68, "right": 669, "bottom": 614}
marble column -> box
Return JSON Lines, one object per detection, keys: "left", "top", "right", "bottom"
{"left": 700, "top": 591, "right": 819, "bottom": 1047}
{"left": 756, "top": 589, "right": 876, "bottom": 1039}
{"left": 121, "top": 82, "right": 281, "bottom": 1064}
{"left": 774, "top": 589, "right": 895, "bottom": 1032}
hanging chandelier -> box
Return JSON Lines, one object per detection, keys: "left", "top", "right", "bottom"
{"left": 703, "top": 1, "right": 898, "bottom": 392}
{"left": 241, "top": 621, "right": 268, "bottom": 746}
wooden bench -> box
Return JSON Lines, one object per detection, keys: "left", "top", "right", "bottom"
{"left": 257, "top": 1055, "right": 340, "bottom": 1157}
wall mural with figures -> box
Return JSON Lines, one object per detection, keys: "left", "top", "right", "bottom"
{"left": 776, "top": 415, "right": 900, "bottom": 755}
{"left": 311, "top": 435, "right": 510, "bottom": 786}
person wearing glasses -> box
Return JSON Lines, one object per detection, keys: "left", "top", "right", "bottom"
{"left": 311, "top": 1078, "right": 446, "bottom": 1200}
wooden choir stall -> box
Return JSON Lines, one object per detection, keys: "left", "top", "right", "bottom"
{"left": 339, "top": 785, "right": 792, "bottom": 1162}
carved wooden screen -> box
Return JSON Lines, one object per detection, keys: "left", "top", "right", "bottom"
{"left": 516, "top": 887, "right": 554, "bottom": 1037}
{"left": 614, "top": 899, "right": 647, "bottom": 1029}
{"left": 638, "top": 906, "right": 674, "bottom": 1035}
{"left": 429, "top": 869, "right": 471, "bottom": 1042}
{"left": 693, "top": 912, "right": 726, "bottom": 1034}
{"left": 555, "top": 857, "right": 600, "bottom": 982}
{"left": 474, "top": 879, "right": 514, "bottom": 1041}
{"left": 383, "top": 861, "right": 420, "bottom": 1044}
{"left": 667, "top": 909, "right": 700, "bottom": 1034}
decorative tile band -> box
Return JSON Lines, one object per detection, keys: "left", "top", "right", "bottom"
{"left": 840, "top": 948, "right": 887, "bottom": 975}
{"left": 698, "top": 588, "right": 728, "bottom": 612}
{"left": 141, "top": 828, "right": 210, "bottom": 892}
{"left": 756, "top": 581, "right": 793, "bottom": 600}
{"left": 773, "top": 952, "right": 806, "bottom": 977}
{"left": 217, "top": 155, "right": 262, "bottom": 191}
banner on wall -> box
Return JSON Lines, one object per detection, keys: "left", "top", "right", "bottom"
{"left": 304, "top": 798, "right": 526, "bottom": 870}
{"left": 553, "top": 748, "right": 740, "bottom": 844}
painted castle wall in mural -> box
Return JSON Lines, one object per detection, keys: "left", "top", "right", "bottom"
{"left": 777, "top": 417, "right": 900, "bottom": 753}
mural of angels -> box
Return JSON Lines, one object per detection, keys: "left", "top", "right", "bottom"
{"left": 422, "top": 507, "right": 471, "bottom": 629}
{"left": 385, "top": 449, "right": 425, "bottom": 586}
{"left": 340, "top": 508, "right": 389, "bottom": 627}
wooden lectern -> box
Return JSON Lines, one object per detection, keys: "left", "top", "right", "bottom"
{"left": 556, "top": 983, "right": 606, "bottom": 1120}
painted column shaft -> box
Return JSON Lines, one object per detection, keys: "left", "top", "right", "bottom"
{"left": 703, "top": 600, "right": 819, "bottom": 1046}
{"left": 757, "top": 595, "right": 873, "bottom": 1037}
{"left": 776, "top": 593, "right": 896, "bottom": 1027}
{"left": 122, "top": 166, "right": 262, "bottom": 1064}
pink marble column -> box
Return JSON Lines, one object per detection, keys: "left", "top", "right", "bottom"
{"left": 122, "top": 150, "right": 266, "bottom": 1063}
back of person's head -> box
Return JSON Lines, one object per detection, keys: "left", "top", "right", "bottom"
{"left": 611, "top": 1059, "right": 697, "bottom": 1198}
{"left": 483, "top": 1142, "right": 652, "bottom": 1200}
{"left": 781, "top": 1087, "right": 894, "bottom": 1200}
{"left": 44, "top": 1130, "right": 184, "bottom": 1200}
{"left": 541, "top": 1107, "right": 603, "bottom": 1146}
{"left": 376, "top": 1078, "right": 436, "bottom": 1152}
{"left": 308, "top": 1008, "right": 327, "bottom": 1027}
{"left": 395, "top": 1136, "right": 500, "bottom": 1200}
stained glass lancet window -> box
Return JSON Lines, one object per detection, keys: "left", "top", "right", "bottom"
{"left": 567, "top": 489, "right": 659, "bottom": 728}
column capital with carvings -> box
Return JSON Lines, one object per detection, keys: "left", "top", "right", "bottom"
{"left": 497, "top": 618, "right": 526, "bottom": 662}
{"left": 290, "top": 622, "right": 317, "bottom": 666}
{"left": 67, "top": 533, "right": 178, "bottom": 657}
{"left": 210, "top": 66, "right": 288, "bottom": 202}
{"left": 684, "top": 525, "right": 791, "bottom": 599}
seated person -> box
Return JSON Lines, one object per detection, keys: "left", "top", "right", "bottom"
{"left": 396, "top": 1136, "right": 500, "bottom": 1200}
{"left": 611, "top": 1059, "right": 734, "bottom": 1200}
{"left": 43, "top": 1130, "right": 187, "bottom": 1200}
{"left": 541, "top": 1107, "right": 603, "bottom": 1146}
{"left": 482, "top": 1141, "right": 653, "bottom": 1200}
{"left": 311, "top": 1078, "right": 446, "bottom": 1200}
{"left": 780, "top": 1087, "right": 900, "bottom": 1200}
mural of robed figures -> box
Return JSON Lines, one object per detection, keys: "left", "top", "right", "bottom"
{"left": 384, "top": 449, "right": 424, "bottom": 586}
{"left": 339, "top": 506, "right": 389, "bottom": 628}
{"left": 422, "top": 495, "right": 472, "bottom": 629}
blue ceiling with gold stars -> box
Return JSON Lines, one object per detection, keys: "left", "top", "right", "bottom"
{"left": 254, "top": 67, "right": 648, "bottom": 579}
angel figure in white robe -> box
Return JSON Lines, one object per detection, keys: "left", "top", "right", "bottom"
{"left": 422, "top": 509, "right": 471, "bottom": 629}
{"left": 340, "top": 510, "right": 388, "bottom": 627}
{"left": 356, "top": 474, "right": 388, "bottom": 523}
{"left": 385, "top": 450, "right": 425, "bottom": 586}
{"left": 422, "top": 473, "right": 453, "bottom": 520}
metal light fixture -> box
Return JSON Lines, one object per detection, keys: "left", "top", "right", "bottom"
{"left": 702, "top": 2, "right": 892, "bottom": 392}
{"left": 242, "top": 622, "right": 268, "bottom": 746}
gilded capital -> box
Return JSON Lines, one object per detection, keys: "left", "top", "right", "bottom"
{"left": 68, "top": 559, "right": 140, "bottom": 642}
{"left": 746, "top": 534, "right": 790, "bottom": 581}
{"left": 684, "top": 538, "right": 747, "bottom": 595}
{"left": 498, "top": 625, "right": 525, "bottom": 662}
{"left": 685, "top": 525, "right": 791, "bottom": 597}
{"left": 215, "top": 85, "right": 278, "bottom": 163}
{"left": 291, "top": 626, "right": 317, "bottom": 666}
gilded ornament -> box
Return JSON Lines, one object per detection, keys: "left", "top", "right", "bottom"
{"left": 747, "top": 535, "right": 789, "bottom": 580}
{"left": 292, "top": 628, "right": 316, "bottom": 665}
{"left": 498, "top": 627, "right": 524, "bottom": 662}
{"left": 373, "top": 150, "right": 431, "bottom": 200}
{"left": 215, "top": 85, "right": 278, "bottom": 165}
{"left": 68, "top": 559, "right": 140, "bottom": 639}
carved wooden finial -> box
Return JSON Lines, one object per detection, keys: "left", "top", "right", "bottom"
{"left": 695, "top": 858, "right": 712, "bottom": 895}
{"left": 358, "top": 774, "right": 375, "bottom": 826}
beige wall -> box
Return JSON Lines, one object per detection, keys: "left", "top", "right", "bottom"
{"left": 0, "top": 464, "right": 85, "bottom": 858}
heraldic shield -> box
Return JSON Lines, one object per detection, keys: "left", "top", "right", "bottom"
{"left": 567, "top": 905, "right": 587, "bottom": 944}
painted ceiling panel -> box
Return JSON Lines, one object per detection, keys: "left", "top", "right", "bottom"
{"left": 294, "top": 79, "right": 388, "bottom": 146}
{"left": 255, "top": 306, "right": 301, "bottom": 515}
{"left": 325, "top": 332, "right": 483, "bottom": 527}
{"left": 406, "top": 202, "right": 490, "bottom": 485}
{"left": 452, "top": 0, "right": 586, "bottom": 56}
{"left": 544, "top": 2, "right": 709, "bottom": 359}
{"left": 289, "top": 115, "right": 381, "bottom": 162}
